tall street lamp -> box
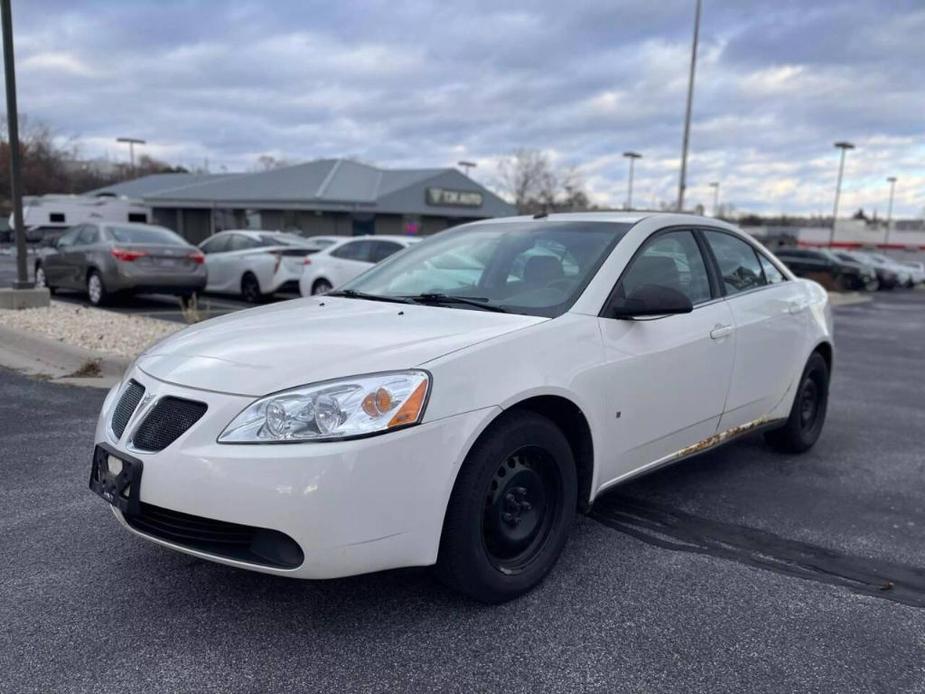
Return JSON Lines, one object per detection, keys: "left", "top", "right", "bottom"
{"left": 458, "top": 160, "right": 477, "bottom": 177}
{"left": 677, "top": 0, "right": 702, "bottom": 212}
{"left": 622, "top": 151, "right": 642, "bottom": 210}
{"left": 885, "top": 176, "right": 897, "bottom": 246}
{"left": 829, "top": 141, "right": 855, "bottom": 246}
{"left": 2, "top": 0, "right": 30, "bottom": 289}
{"left": 709, "top": 181, "right": 720, "bottom": 216}
{"left": 116, "top": 136, "right": 146, "bottom": 174}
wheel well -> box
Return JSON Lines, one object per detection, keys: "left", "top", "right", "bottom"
{"left": 86, "top": 267, "right": 99, "bottom": 280}
{"left": 506, "top": 395, "right": 595, "bottom": 512}
{"left": 313, "top": 277, "right": 330, "bottom": 289}
{"left": 813, "top": 341, "right": 833, "bottom": 374}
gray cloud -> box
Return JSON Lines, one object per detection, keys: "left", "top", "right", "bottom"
{"left": 7, "top": 0, "right": 925, "bottom": 215}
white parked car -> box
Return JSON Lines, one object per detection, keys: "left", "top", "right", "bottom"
{"left": 299, "top": 235, "right": 420, "bottom": 296}
{"left": 91, "top": 213, "right": 833, "bottom": 603}
{"left": 899, "top": 260, "right": 925, "bottom": 286}
{"left": 199, "top": 230, "right": 340, "bottom": 302}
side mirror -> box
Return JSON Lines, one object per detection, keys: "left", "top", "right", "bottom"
{"left": 609, "top": 284, "right": 693, "bottom": 320}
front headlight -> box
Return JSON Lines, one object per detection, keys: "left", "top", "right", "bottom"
{"left": 218, "top": 370, "right": 430, "bottom": 443}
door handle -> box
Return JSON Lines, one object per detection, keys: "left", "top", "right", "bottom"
{"left": 710, "top": 324, "right": 734, "bottom": 340}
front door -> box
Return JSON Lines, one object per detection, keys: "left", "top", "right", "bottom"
{"left": 596, "top": 229, "right": 736, "bottom": 484}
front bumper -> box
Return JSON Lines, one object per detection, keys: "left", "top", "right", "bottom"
{"left": 95, "top": 367, "right": 498, "bottom": 579}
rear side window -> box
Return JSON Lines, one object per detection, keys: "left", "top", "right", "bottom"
{"left": 368, "top": 241, "right": 403, "bottom": 263}
{"left": 703, "top": 231, "right": 766, "bottom": 295}
{"left": 76, "top": 226, "right": 99, "bottom": 245}
{"left": 228, "top": 234, "right": 260, "bottom": 252}
{"left": 331, "top": 241, "right": 371, "bottom": 261}
{"left": 617, "top": 230, "right": 712, "bottom": 305}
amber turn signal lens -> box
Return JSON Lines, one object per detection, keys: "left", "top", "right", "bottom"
{"left": 388, "top": 380, "right": 428, "bottom": 427}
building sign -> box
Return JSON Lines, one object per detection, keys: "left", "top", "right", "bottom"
{"left": 426, "top": 187, "right": 483, "bottom": 208}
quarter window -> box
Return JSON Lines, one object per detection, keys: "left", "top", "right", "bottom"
{"left": 758, "top": 254, "right": 786, "bottom": 284}
{"left": 616, "top": 230, "right": 712, "bottom": 306}
{"left": 703, "top": 231, "right": 767, "bottom": 295}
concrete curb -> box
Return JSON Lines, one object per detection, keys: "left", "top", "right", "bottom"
{"left": 0, "top": 324, "right": 130, "bottom": 388}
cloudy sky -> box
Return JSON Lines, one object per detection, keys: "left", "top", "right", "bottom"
{"left": 9, "top": 0, "right": 925, "bottom": 216}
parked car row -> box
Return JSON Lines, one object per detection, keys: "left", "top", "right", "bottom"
{"left": 33, "top": 223, "right": 420, "bottom": 306}
{"left": 774, "top": 247, "right": 924, "bottom": 291}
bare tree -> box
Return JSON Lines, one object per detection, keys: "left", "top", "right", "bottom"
{"left": 497, "top": 148, "right": 591, "bottom": 214}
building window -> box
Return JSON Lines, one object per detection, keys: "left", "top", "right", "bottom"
{"left": 50, "top": 213, "right": 66, "bottom": 223}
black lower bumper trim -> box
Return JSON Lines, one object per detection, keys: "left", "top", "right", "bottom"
{"left": 125, "top": 502, "right": 304, "bottom": 569}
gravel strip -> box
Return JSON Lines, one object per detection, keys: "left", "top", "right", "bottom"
{"left": 0, "top": 302, "right": 183, "bottom": 359}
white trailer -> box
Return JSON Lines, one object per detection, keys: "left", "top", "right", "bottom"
{"left": 9, "top": 195, "right": 150, "bottom": 242}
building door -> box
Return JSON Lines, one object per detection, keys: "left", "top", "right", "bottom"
{"left": 351, "top": 214, "right": 375, "bottom": 236}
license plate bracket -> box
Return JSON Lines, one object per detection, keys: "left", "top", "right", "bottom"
{"left": 89, "top": 444, "right": 144, "bottom": 516}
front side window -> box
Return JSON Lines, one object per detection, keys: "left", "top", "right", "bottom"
{"left": 56, "top": 227, "right": 82, "bottom": 248}
{"left": 614, "top": 230, "right": 712, "bottom": 306}
{"left": 703, "top": 230, "right": 766, "bottom": 295}
{"left": 341, "top": 221, "right": 631, "bottom": 317}
{"left": 368, "top": 241, "right": 403, "bottom": 263}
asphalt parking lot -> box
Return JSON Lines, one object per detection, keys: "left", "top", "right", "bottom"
{"left": 2, "top": 290, "right": 925, "bottom": 693}
{"left": 0, "top": 246, "right": 291, "bottom": 322}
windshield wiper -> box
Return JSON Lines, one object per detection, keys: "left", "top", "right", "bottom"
{"left": 326, "top": 289, "right": 414, "bottom": 304}
{"left": 402, "top": 293, "right": 509, "bottom": 313}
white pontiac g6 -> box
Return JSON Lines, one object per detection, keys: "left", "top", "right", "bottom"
{"left": 91, "top": 213, "right": 833, "bottom": 603}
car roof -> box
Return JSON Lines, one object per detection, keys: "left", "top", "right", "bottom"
{"left": 456, "top": 211, "right": 743, "bottom": 233}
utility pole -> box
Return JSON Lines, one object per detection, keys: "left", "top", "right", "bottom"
{"left": 116, "top": 136, "right": 146, "bottom": 175}
{"left": 677, "top": 0, "right": 701, "bottom": 212}
{"left": 457, "top": 160, "right": 477, "bottom": 177}
{"left": 709, "top": 181, "right": 720, "bottom": 216}
{"left": 622, "top": 151, "right": 642, "bottom": 210}
{"left": 2, "top": 0, "right": 30, "bottom": 289}
{"left": 885, "top": 176, "right": 897, "bottom": 246}
{"left": 829, "top": 141, "right": 855, "bottom": 246}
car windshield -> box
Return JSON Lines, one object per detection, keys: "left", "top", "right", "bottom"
{"left": 339, "top": 221, "right": 632, "bottom": 317}
{"left": 107, "top": 225, "right": 187, "bottom": 245}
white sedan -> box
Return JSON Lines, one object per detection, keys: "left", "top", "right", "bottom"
{"left": 298, "top": 234, "right": 420, "bottom": 296}
{"left": 91, "top": 213, "right": 832, "bottom": 603}
{"left": 199, "top": 230, "right": 341, "bottom": 302}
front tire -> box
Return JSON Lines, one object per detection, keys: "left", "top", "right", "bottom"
{"left": 764, "top": 352, "right": 829, "bottom": 453}
{"left": 436, "top": 411, "right": 577, "bottom": 603}
{"left": 87, "top": 270, "right": 107, "bottom": 306}
{"left": 34, "top": 263, "right": 55, "bottom": 294}
{"left": 241, "top": 273, "right": 263, "bottom": 304}
{"left": 311, "top": 278, "right": 333, "bottom": 295}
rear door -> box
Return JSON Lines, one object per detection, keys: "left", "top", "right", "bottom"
{"left": 701, "top": 229, "right": 808, "bottom": 430}
{"left": 597, "top": 228, "right": 736, "bottom": 481}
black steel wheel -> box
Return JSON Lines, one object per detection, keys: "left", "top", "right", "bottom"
{"left": 765, "top": 351, "right": 829, "bottom": 453}
{"left": 436, "top": 411, "right": 576, "bottom": 603}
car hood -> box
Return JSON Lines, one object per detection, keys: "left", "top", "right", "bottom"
{"left": 137, "top": 297, "right": 545, "bottom": 396}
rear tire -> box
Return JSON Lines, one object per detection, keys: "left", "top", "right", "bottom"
{"left": 241, "top": 273, "right": 263, "bottom": 304}
{"left": 87, "top": 270, "right": 107, "bottom": 306}
{"left": 436, "top": 411, "right": 577, "bottom": 603}
{"left": 764, "top": 352, "right": 829, "bottom": 453}
{"left": 311, "top": 278, "right": 333, "bottom": 295}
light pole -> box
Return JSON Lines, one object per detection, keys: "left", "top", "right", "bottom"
{"left": 709, "top": 181, "right": 720, "bottom": 216}
{"left": 885, "top": 176, "right": 897, "bottom": 246}
{"left": 622, "top": 151, "right": 642, "bottom": 209}
{"left": 116, "top": 137, "right": 146, "bottom": 175}
{"left": 677, "top": 0, "right": 701, "bottom": 212}
{"left": 458, "top": 160, "right": 477, "bottom": 177}
{"left": 829, "top": 141, "right": 855, "bottom": 246}
{"left": 2, "top": 0, "right": 30, "bottom": 289}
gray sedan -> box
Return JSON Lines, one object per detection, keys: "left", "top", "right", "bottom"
{"left": 34, "top": 222, "right": 207, "bottom": 306}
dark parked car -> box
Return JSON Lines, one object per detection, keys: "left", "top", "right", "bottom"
{"left": 832, "top": 251, "right": 903, "bottom": 290}
{"left": 34, "top": 222, "right": 207, "bottom": 306}
{"left": 774, "top": 248, "right": 877, "bottom": 291}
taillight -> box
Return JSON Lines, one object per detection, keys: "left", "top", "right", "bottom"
{"left": 111, "top": 248, "right": 147, "bottom": 262}
{"left": 272, "top": 252, "right": 282, "bottom": 274}
{"left": 188, "top": 251, "right": 205, "bottom": 264}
